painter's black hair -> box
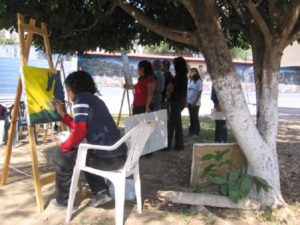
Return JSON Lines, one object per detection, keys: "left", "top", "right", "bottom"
{"left": 173, "top": 57, "right": 188, "bottom": 78}
{"left": 138, "top": 60, "right": 154, "bottom": 78}
{"left": 65, "top": 70, "right": 97, "bottom": 94}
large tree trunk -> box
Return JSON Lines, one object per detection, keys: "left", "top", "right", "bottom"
{"left": 251, "top": 36, "right": 284, "bottom": 206}
{"left": 195, "top": 1, "right": 284, "bottom": 207}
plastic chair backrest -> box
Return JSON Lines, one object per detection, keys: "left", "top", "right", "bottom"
{"left": 124, "top": 120, "right": 156, "bottom": 172}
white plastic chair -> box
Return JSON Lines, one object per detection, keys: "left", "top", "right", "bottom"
{"left": 66, "top": 120, "right": 156, "bottom": 225}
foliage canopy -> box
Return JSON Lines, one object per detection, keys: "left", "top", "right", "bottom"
{"left": 0, "top": 0, "right": 261, "bottom": 54}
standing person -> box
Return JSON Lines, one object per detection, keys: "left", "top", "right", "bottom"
{"left": 0, "top": 104, "right": 7, "bottom": 144}
{"left": 161, "top": 60, "right": 173, "bottom": 109}
{"left": 211, "top": 87, "right": 227, "bottom": 143}
{"left": 132, "top": 60, "right": 156, "bottom": 115}
{"left": 187, "top": 68, "right": 203, "bottom": 136}
{"left": 166, "top": 57, "right": 188, "bottom": 150}
{"left": 51, "top": 70, "right": 127, "bottom": 209}
{"left": 152, "top": 59, "right": 164, "bottom": 111}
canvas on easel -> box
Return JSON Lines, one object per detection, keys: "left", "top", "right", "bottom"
{"left": 117, "top": 52, "right": 133, "bottom": 126}
{"left": 121, "top": 52, "right": 133, "bottom": 86}
{"left": 21, "top": 65, "right": 65, "bottom": 124}
{"left": 0, "top": 13, "right": 57, "bottom": 212}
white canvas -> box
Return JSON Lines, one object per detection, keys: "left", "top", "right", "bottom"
{"left": 124, "top": 109, "right": 168, "bottom": 155}
{"left": 121, "top": 52, "right": 133, "bottom": 86}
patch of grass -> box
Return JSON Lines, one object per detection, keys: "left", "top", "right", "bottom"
{"left": 255, "top": 207, "right": 291, "bottom": 225}
{"left": 115, "top": 114, "right": 235, "bottom": 143}
{"left": 200, "top": 212, "right": 217, "bottom": 225}
{"left": 166, "top": 209, "right": 193, "bottom": 224}
{"left": 182, "top": 116, "right": 235, "bottom": 143}
{"left": 112, "top": 114, "right": 128, "bottom": 128}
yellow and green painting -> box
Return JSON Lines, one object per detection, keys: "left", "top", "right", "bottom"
{"left": 22, "top": 65, "right": 65, "bottom": 124}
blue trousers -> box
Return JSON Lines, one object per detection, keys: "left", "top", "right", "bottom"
{"left": 187, "top": 104, "right": 200, "bottom": 136}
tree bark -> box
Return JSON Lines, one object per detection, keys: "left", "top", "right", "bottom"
{"left": 194, "top": 1, "right": 284, "bottom": 207}
{"left": 250, "top": 33, "right": 284, "bottom": 206}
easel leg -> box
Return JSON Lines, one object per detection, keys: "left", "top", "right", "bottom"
{"left": 117, "top": 89, "right": 126, "bottom": 126}
{"left": 28, "top": 125, "right": 44, "bottom": 212}
{"left": 126, "top": 89, "right": 132, "bottom": 116}
{"left": 0, "top": 79, "right": 22, "bottom": 186}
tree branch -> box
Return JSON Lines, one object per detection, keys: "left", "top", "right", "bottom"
{"left": 118, "top": 1, "right": 198, "bottom": 47}
{"left": 218, "top": 7, "right": 249, "bottom": 36}
{"left": 246, "top": 0, "right": 272, "bottom": 44}
{"left": 178, "top": 0, "right": 197, "bottom": 21}
{"left": 268, "top": 0, "right": 281, "bottom": 33}
{"left": 285, "top": 29, "right": 300, "bottom": 47}
{"left": 52, "top": 19, "right": 100, "bottom": 42}
{"left": 52, "top": 3, "right": 118, "bottom": 42}
{"left": 228, "top": 0, "right": 248, "bottom": 24}
{"left": 226, "top": 19, "right": 249, "bottom": 36}
{"left": 280, "top": 0, "right": 300, "bottom": 39}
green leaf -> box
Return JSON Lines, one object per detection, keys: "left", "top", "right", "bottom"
{"left": 254, "top": 176, "right": 271, "bottom": 192}
{"left": 241, "top": 166, "right": 247, "bottom": 176}
{"left": 215, "top": 149, "right": 230, "bottom": 161}
{"left": 229, "top": 169, "right": 239, "bottom": 184}
{"left": 212, "top": 176, "right": 227, "bottom": 185}
{"left": 256, "top": 183, "right": 262, "bottom": 193}
{"left": 204, "top": 164, "right": 216, "bottom": 174}
{"left": 227, "top": 160, "right": 237, "bottom": 169}
{"left": 228, "top": 186, "right": 241, "bottom": 203}
{"left": 218, "top": 160, "right": 232, "bottom": 168}
{"left": 220, "top": 185, "right": 228, "bottom": 196}
{"left": 240, "top": 176, "right": 253, "bottom": 197}
{"left": 224, "top": 171, "right": 230, "bottom": 180}
{"left": 0, "top": 3, "right": 7, "bottom": 14}
{"left": 201, "top": 154, "right": 215, "bottom": 161}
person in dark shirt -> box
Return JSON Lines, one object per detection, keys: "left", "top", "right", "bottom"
{"left": 166, "top": 57, "right": 188, "bottom": 150}
{"left": 211, "top": 87, "right": 227, "bottom": 143}
{"left": 0, "top": 104, "right": 7, "bottom": 144}
{"left": 51, "top": 70, "right": 127, "bottom": 209}
{"left": 161, "top": 60, "right": 173, "bottom": 109}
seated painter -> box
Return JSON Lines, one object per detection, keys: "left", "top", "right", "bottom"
{"left": 51, "top": 70, "right": 127, "bottom": 209}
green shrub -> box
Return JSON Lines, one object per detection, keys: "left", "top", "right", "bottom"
{"left": 200, "top": 150, "right": 271, "bottom": 203}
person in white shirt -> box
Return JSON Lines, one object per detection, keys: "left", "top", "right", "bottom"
{"left": 187, "top": 68, "right": 203, "bottom": 136}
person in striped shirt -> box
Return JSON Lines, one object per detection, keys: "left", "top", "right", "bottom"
{"left": 50, "top": 71, "right": 127, "bottom": 209}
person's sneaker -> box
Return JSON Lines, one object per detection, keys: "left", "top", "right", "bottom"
{"left": 89, "top": 190, "right": 112, "bottom": 208}
{"left": 49, "top": 199, "right": 67, "bottom": 210}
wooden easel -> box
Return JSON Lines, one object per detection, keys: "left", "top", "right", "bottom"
{"left": 117, "top": 87, "right": 132, "bottom": 126}
{"left": 117, "top": 52, "right": 133, "bottom": 126}
{"left": 0, "top": 13, "right": 55, "bottom": 212}
{"left": 55, "top": 56, "right": 72, "bottom": 114}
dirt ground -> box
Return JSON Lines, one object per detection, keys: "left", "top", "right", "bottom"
{"left": 0, "top": 115, "right": 299, "bottom": 225}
